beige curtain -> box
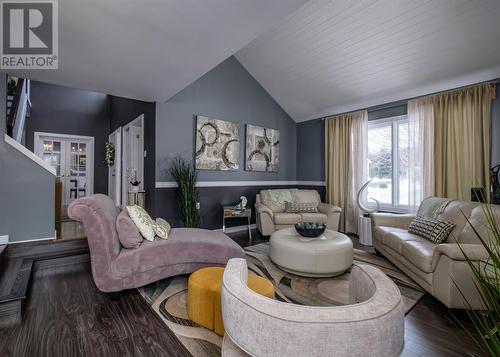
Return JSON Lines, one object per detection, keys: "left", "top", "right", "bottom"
{"left": 407, "top": 97, "right": 435, "bottom": 212}
{"left": 434, "top": 84, "right": 492, "bottom": 201}
{"left": 325, "top": 110, "right": 367, "bottom": 233}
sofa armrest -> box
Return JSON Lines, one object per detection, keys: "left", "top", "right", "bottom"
{"left": 433, "top": 244, "right": 490, "bottom": 262}
{"left": 317, "top": 203, "right": 342, "bottom": 216}
{"left": 255, "top": 202, "right": 273, "bottom": 219}
{"left": 370, "top": 213, "right": 415, "bottom": 230}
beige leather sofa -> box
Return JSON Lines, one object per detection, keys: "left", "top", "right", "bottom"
{"left": 221, "top": 258, "right": 404, "bottom": 357}
{"left": 255, "top": 189, "right": 341, "bottom": 236}
{"left": 371, "top": 197, "right": 496, "bottom": 309}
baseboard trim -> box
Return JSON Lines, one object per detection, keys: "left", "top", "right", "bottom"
{"left": 156, "top": 181, "right": 325, "bottom": 188}
{"left": 6, "top": 237, "right": 54, "bottom": 245}
{"left": 214, "top": 224, "right": 257, "bottom": 234}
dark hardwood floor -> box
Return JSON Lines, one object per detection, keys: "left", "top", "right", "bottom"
{"left": 0, "top": 229, "right": 485, "bottom": 357}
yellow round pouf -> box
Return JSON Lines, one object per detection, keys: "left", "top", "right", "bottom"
{"left": 187, "top": 266, "right": 275, "bottom": 336}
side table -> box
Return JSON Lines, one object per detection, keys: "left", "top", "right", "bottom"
{"left": 223, "top": 206, "right": 252, "bottom": 244}
{"left": 127, "top": 190, "right": 146, "bottom": 207}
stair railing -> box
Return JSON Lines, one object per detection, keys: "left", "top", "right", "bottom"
{"left": 6, "top": 78, "right": 30, "bottom": 142}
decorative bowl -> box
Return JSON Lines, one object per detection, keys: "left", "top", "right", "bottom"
{"left": 294, "top": 222, "right": 326, "bottom": 238}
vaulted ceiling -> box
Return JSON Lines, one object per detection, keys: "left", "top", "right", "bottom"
{"left": 8, "top": 0, "right": 307, "bottom": 102}
{"left": 236, "top": 0, "right": 500, "bottom": 121}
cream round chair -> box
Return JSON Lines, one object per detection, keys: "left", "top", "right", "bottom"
{"left": 221, "top": 258, "right": 404, "bottom": 357}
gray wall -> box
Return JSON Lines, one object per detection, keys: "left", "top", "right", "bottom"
{"left": 156, "top": 56, "right": 297, "bottom": 182}
{"left": 154, "top": 56, "right": 297, "bottom": 228}
{"left": 25, "top": 81, "right": 110, "bottom": 194}
{"left": 0, "top": 74, "right": 55, "bottom": 242}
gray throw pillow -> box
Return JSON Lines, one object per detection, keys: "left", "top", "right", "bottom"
{"left": 116, "top": 209, "right": 143, "bottom": 248}
{"left": 408, "top": 215, "right": 455, "bottom": 244}
{"left": 285, "top": 201, "right": 318, "bottom": 213}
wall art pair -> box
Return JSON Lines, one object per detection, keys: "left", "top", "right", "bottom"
{"left": 195, "top": 115, "right": 279, "bottom": 172}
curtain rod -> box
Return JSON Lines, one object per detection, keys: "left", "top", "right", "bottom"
{"left": 321, "top": 78, "right": 500, "bottom": 120}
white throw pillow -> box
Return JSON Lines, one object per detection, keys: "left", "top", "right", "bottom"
{"left": 154, "top": 218, "right": 171, "bottom": 239}
{"left": 126, "top": 205, "right": 155, "bottom": 241}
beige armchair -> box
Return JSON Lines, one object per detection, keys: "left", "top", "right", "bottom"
{"left": 255, "top": 189, "right": 341, "bottom": 236}
{"left": 221, "top": 258, "right": 405, "bottom": 357}
{"left": 371, "top": 197, "right": 497, "bottom": 309}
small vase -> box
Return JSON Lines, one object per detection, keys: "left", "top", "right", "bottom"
{"left": 131, "top": 185, "right": 140, "bottom": 193}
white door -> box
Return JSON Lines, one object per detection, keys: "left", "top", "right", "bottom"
{"left": 35, "top": 132, "right": 94, "bottom": 205}
{"left": 122, "top": 115, "right": 144, "bottom": 206}
{"left": 108, "top": 128, "right": 122, "bottom": 207}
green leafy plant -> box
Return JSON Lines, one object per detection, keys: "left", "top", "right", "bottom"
{"left": 456, "top": 203, "right": 499, "bottom": 356}
{"left": 169, "top": 156, "right": 199, "bottom": 228}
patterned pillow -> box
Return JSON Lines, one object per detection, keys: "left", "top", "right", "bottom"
{"left": 261, "top": 189, "right": 298, "bottom": 213}
{"left": 154, "top": 218, "right": 171, "bottom": 239}
{"left": 126, "top": 205, "right": 155, "bottom": 241}
{"left": 285, "top": 201, "right": 318, "bottom": 213}
{"left": 408, "top": 215, "right": 455, "bottom": 244}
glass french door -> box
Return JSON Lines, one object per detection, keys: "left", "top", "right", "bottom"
{"left": 36, "top": 134, "right": 94, "bottom": 205}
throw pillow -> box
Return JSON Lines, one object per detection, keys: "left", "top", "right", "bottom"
{"left": 408, "top": 215, "right": 455, "bottom": 244}
{"left": 261, "top": 189, "right": 298, "bottom": 213}
{"left": 116, "top": 209, "right": 143, "bottom": 248}
{"left": 285, "top": 201, "right": 318, "bottom": 213}
{"left": 126, "top": 205, "right": 155, "bottom": 241}
{"left": 154, "top": 218, "right": 171, "bottom": 239}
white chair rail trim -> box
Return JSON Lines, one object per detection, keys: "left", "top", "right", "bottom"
{"left": 156, "top": 181, "right": 326, "bottom": 188}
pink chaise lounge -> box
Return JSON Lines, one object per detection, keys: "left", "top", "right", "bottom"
{"left": 68, "top": 194, "right": 245, "bottom": 292}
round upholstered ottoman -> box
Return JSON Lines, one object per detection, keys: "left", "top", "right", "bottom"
{"left": 269, "top": 227, "right": 353, "bottom": 277}
{"left": 187, "top": 266, "right": 274, "bottom": 336}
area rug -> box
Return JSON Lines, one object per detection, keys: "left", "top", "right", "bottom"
{"left": 138, "top": 243, "right": 425, "bottom": 357}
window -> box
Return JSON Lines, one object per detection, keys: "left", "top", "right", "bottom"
{"left": 367, "top": 115, "right": 409, "bottom": 212}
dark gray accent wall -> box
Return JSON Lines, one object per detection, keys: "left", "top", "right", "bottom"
{"left": 155, "top": 56, "right": 297, "bottom": 182}
{"left": 110, "top": 96, "right": 156, "bottom": 214}
{"left": 0, "top": 74, "right": 55, "bottom": 242}
{"left": 296, "top": 118, "right": 324, "bottom": 182}
{"left": 492, "top": 84, "right": 500, "bottom": 167}
{"left": 25, "top": 81, "right": 110, "bottom": 194}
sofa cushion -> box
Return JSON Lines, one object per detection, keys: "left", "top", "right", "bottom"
{"left": 382, "top": 230, "right": 422, "bottom": 255}
{"left": 372, "top": 226, "right": 407, "bottom": 243}
{"left": 408, "top": 216, "right": 455, "bottom": 244}
{"left": 436, "top": 200, "right": 477, "bottom": 243}
{"left": 401, "top": 240, "right": 437, "bottom": 273}
{"left": 285, "top": 201, "right": 318, "bottom": 213}
{"left": 293, "top": 190, "right": 321, "bottom": 205}
{"left": 274, "top": 213, "right": 301, "bottom": 225}
{"left": 153, "top": 218, "right": 171, "bottom": 239}
{"left": 261, "top": 189, "right": 297, "bottom": 213}
{"left": 126, "top": 205, "right": 155, "bottom": 241}
{"left": 299, "top": 213, "right": 327, "bottom": 224}
{"left": 458, "top": 205, "right": 500, "bottom": 244}
{"left": 116, "top": 209, "right": 143, "bottom": 249}
{"left": 113, "top": 228, "right": 245, "bottom": 276}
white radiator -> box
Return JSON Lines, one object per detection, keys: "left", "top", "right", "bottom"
{"left": 358, "top": 215, "right": 373, "bottom": 246}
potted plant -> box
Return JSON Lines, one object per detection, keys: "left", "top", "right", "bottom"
{"left": 169, "top": 156, "right": 199, "bottom": 228}
{"left": 456, "top": 203, "right": 499, "bottom": 356}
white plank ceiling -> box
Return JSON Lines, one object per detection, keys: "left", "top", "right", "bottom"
{"left": 8, "top": 0, "right": 307, "bottom": 102}
{"left": 236, "top": 0, "right": 500, "bottom": 122}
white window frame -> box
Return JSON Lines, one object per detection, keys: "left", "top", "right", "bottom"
{"left": 367, "top": 114, "right": 409, "bottom": 213}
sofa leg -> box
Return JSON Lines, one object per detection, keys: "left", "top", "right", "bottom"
{"left": 108, "top": 292, "right": 121, "bottom": 301}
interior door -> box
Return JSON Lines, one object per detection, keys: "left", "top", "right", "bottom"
{"left": 36, "top": 133, "right": 94, "bottom": 206}
{"left": 66, "top": 140, "right": 90, "bottom": 204}
{"left": 122, "top": 115, "right": 144, "bottom": 206}
{"left": 108, "top": 127, "right": 122, "bottom": 207}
